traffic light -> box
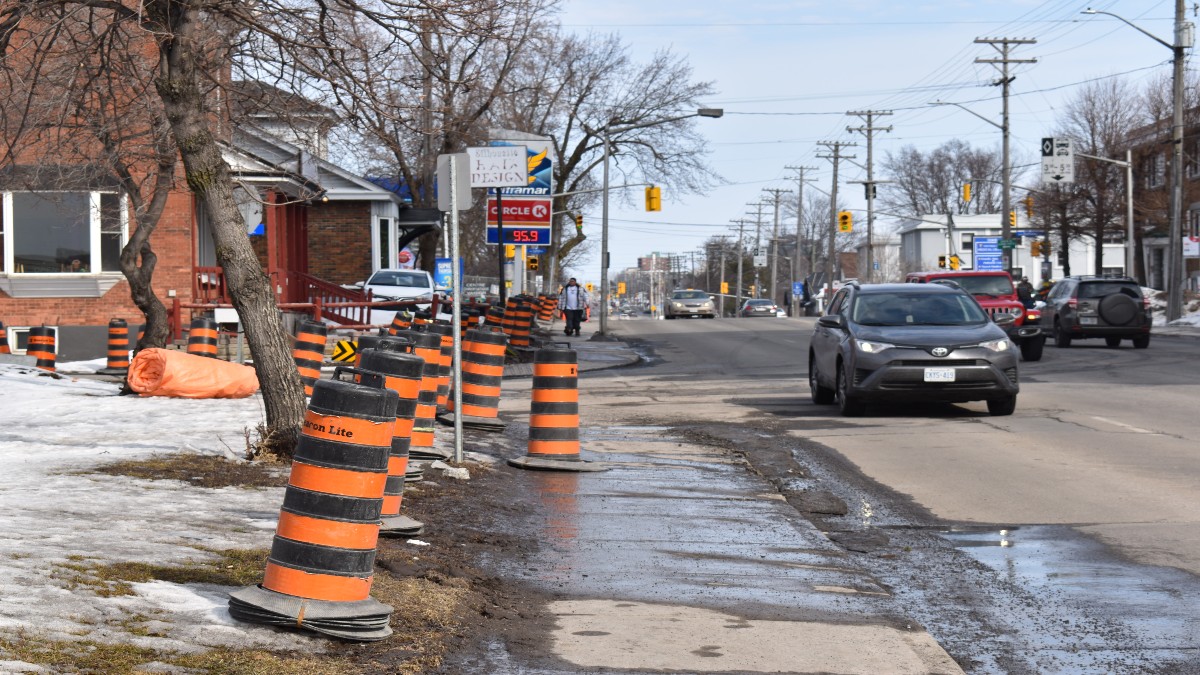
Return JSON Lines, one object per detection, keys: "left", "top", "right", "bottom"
{"left": 1023, "top": 194, "right": 1034, "bottom": 218}
{"left": 1031, "top": 240, "right": 1042, "bottom": 257}
{"left": 617, "top": 281, "right": 626, "bottom": 295}
{"left": 527, "top": 256, "right": 539, "bottom": 271}
{"left": 949, "top": 255, "right": 961, "bottom": 271}
{"left": 962, "top": 183, "right": 971, "bottom": 202}
{"left": 586, "top": 282, "right": 594, "bottom": 292}
{"left": 720, "top": 281, "right": 729, "bottom": 294}
{"left": 504, "top": 244, "right": 515, "bottom": 258}
{"left": 1040, "top": 240, "right": 1051, "bottom": 257}
{"left": 574, "top": 213, "right": 583, "bottom": 231}
{"left": 838, "top": 211, "right": 853, "bottom": 233}
{"left": 938, "top": 255, "right": 947, "bottom": 269}
{"left": 1009, "top": 211, "right": 1016, "bottom": 227}
{"left": 645, "top": 185, "right": 662, "bottom": 212}
{"left": 750, "top": 285, "right": 757, "bottom": 296}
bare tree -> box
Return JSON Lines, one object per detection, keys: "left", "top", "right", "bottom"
{"left": 492, "top": 31, "right": 719, "bottom": 286}
{"left": 881, "top": 140, "right": 1005, "bottom": 217}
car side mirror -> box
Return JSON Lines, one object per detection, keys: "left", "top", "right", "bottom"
{"left": 818, "top": 314, "right": 845, "bottom": 329}
{"left": 992, "top": 313, "right": 1016, "bottom": 327}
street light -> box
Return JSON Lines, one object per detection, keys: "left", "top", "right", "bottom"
{"left": 1083, "top": 4, "right": 1193, "bottom": 320}
{"left": 597, "top": 108, "right": 724, "bottom": 335}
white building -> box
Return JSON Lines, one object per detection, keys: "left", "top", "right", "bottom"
{"left": 897, "top": 213, "right": 1128, "bottom": 287}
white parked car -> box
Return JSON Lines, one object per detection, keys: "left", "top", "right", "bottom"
{"left": 362, "top": 268, "right": 435, "bottom": 307}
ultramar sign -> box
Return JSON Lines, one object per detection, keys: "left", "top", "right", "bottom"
{"left": 467, "top": 146, "right": 527, "bottom": 188}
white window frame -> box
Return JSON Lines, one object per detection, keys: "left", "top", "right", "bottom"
{"left": 0, "top": 190, "right": 127, "bottom": 275}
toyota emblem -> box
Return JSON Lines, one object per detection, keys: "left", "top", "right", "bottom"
{"left": 931, "top": 347, "right": 949, "bottom": 357}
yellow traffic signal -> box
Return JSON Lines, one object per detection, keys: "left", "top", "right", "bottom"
{"left": 574, "top": 213, "right": 583, "bottom": 230}
{"left": 721, "top": 281, "right": 729, "bottom": 294}
{"left": 962, "top": 183, "right": 972, "bottom": 202}
{"left": 527, "top": 256, "right": 539, "bottom": 271}
{"left": 645, "top": 186, "right": 662, "bottom": 212}
{"left": 1040, "top": 240, "right": 1051, "bottom": 257}
{"left": 617, "top": 281, "right": 626, "bottom": 295}
{"left": 504, "top": 244, "right": 515, "bottom": 258}
{"left": 938, "top": 255, "right": 947, "bottom": 269}
{"left": 1023, "top": 195, "right": 1034, "bottom": 218}
{"left": 586, "top": 282, "right": 594, "bottom": 292}
{"left": 1031, "top": 241, "right": 1042, "bottom": 257}
{"left": 838, "top": 211, "right": 853, "bottom": 233}
{"left": 1009, "top": 211, "right": 1016, "bottom": 227}
{"left": 949, "top": 255, "right": 961, "bottom": 271}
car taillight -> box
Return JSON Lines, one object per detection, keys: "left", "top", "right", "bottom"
{"left": 1142, "top": 296, "right": 1151, "bottom": 309}
{"left": 1067, "top": 297, "right": 1077, "bottom": 309}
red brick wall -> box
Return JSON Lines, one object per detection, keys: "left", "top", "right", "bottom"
{"left": 308, "top": 201, "right": 372, "bottom": 285}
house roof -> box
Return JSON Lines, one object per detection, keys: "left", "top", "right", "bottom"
{"left": 897, "top": 213, "right": 1026, "bottom": 234}
{"left": 229, "top": 81, "right": 338, "bottom": 123}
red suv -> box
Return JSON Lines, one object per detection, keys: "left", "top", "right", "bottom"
{"left": 905, "top": 271, "right": 1045, "bottom": 361}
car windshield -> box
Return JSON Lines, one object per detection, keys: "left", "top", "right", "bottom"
{"left": 369, "top": 271, "right": 429, "bottom": 288}
{"left": 673, "top": 291, "right": 709, "bottom": 300}
{"left": 1076, "top": 281, "right": 1140, "bottom": 299}
{"left": 946, "top": 275, "right": 1014, "bottom": 296}
{"left": 852, "top": 292, "right": 988, "bottom": 326}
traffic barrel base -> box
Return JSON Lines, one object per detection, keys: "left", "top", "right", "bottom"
{"left": 228, "top": 586, "right": 393, "bottom": 641}
{"left": 359, "top": 344, "right": 425, "bottom": 538}
{"left": 507, "top": 343, "right": 606, "bottom": 473}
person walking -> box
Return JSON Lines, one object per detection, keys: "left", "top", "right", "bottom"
{"left": 1016, "top": 276, "right": 1035, "bottom": 309}
{"left": 558, "top": 278, "right": 589, "bottom": 337}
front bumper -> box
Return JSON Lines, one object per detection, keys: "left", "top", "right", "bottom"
{"left": 669, "top": 305, "right": 716, "bottom": 318}
{"left": 1005, "top": 324, "right": 1042, "bottom": 342}
{"left": 848, "top": 348, "right": 1019, "bottom": 403}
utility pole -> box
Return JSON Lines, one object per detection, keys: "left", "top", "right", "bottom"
{"left": 816, "top": 141, "right": 856, "bottom": 300}
{"left": 847, "top": 111, "right": 893, "bottom": 283}
{"left": 716, "top": 237, "right": 729, "bottom": 317}
{"left": 785, "top": 166, "right": 818, "bottom": 314}
{"left": 975, "top": 37, "right": 1037, "bottom": 275}
{"left": 747, "top": 202, "right": 768, "bottom": 298}
{"left": 1168, "top": 0, "right": 1188, "bottom": 320}
{"left": 731, "top": 219, "right": 750, "bottom": 316}
{"left": 764, "top": 188, "right": 792, "bottom": 307}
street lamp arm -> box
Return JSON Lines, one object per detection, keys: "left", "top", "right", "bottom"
{"left": 1081, "top": 9, "right": 1173, "bottom": 50}
{"left": 930, "top": 100, "right": 1002, "bottom": 130}
{"left": 968, "top": 176, "right": 1046, "bottom": 194}
{"left": 1074, "top": 152, "right": 1131, "bottom": 169}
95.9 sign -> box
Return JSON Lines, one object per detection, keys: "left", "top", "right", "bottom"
{"left": 486, "top": 226, "right": 550, "bottom": 245}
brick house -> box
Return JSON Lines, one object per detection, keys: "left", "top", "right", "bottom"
{"left": 0, "top": 83, "right": 440, "bottom": 360}
{"left": 1127, "top": 109, "right": 1200, "bottom": 290}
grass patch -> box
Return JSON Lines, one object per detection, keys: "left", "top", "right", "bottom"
{"left": 51, "top": 548, "right": 268, "bottom": 597}
{"left": 86, "top": 452, "right": 288, "bottom": 489}
{"left": 366, "top": 570, "right": 474, "bottom": 673}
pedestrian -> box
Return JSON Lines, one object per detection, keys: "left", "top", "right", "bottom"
{"left": 1037, "top": 279, "right": 1054, "bottom": 302}
{"left": 558, "top": 278, "right": 589, "bottom": 337}
{"left": 1016, "top": 276, "right": 1034, "bottom": 308}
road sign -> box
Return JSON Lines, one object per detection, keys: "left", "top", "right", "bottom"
{"left": 526, "top": 247, "right": 547, "bottom": 255}
{"left": 332, "top": 340, "right": 357, "bottom": 362}
{"left": 435, "top": 153, "right": 472, "bottom": 211}
{"left": 467, "top": 146, "right": 527, "bottom": 187}
{"left": 974, "top": 236, "right": 1004, "bottom": 271}
{"left": 792, "top": 281, "right": 804, "bottom": 298}
{"left": 1040, "top": 137, "right": 1074, "bottom": 184}
{"left": 997, "top": 238, "right": 1018, "bottom": 250}
{"left": 486, "top": 197, "right": 552, "bottom": 245}
{"left": 754, "top": 254, "right": 767, "bottom": 267}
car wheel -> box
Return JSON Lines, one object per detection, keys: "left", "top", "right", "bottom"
{"left": 809, "top": 355, "right": 835, "bottom": 405}
{"left": 1020, "top": 335, "right": 1045, "bottom": 362}
{"left": 1054, "top": 320, "right": 1072, "bottom": 348}
{"left": 1132, "top": 334, "right": 1150, "bottom": 349}
{"left": 835, "top": 362, "right": 866, "bottom": 417}
{"left": 1105, "top": 336, "right": 1122, "bottom": 348}
{"left": 987, "top": 396, "right": 1017, "bottom": 416}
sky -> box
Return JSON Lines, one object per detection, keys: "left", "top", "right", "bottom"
{"left": 553, "top": 0, "right": 1184, "bottom": 282}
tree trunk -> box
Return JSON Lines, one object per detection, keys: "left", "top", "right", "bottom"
{"left": 118, "top": 236, "right": 169, "bottom": 395}
{"left": 150, "top": 3, "right": 304, "bottom": 457}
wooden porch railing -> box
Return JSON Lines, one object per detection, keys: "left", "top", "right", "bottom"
{"left": 280, "top": 271, "right": 372, "bottom": 326}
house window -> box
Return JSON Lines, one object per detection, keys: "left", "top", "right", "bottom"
{"left": 1, "top": 191, "right": 126, "bottom": 274}
{"left": 960, "top": 233, "right": 974, "bottom": 269}
{"left": 1146, "top": 154, "right": 1166, "bottom": 188}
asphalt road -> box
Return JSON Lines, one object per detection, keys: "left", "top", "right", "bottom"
{"left": 592, "top": 314, "right": 1200, "bottom": 673}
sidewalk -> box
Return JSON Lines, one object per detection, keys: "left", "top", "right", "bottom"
{"left": 502, "top": 332, "right": 641, "bottom": 378}
{"left": 1153, "top": 321, "right": 1200, "bottom": 338}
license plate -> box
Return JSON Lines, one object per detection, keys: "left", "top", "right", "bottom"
{"left": 924, "top": 368, "right": 956, "bottom": 382}
{"left": 1080, "top": 317, "right": 1098, "bottom": 325}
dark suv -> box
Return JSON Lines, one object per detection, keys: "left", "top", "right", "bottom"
{"left": 1040, "top": 276, "right": 1151, "bottom": 348}
{"left": 809, "top": 282, "right": 1020, "bottom": 417}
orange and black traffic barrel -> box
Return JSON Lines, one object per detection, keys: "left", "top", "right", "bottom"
{"left": 537, "top": 294, "right": 555, "bottom": 324}
{"left": 439, "top": 327, "right": 507, "bottom": 432}
{"left": 387, "top": 311, "right": 413, "bottom": 336}
{"left": 392, "top": 328, "right": 448, "bottom": 461}
{"left": 292, "top": 320, "right": 328, "bottom": 397}
{"left": 359, "top": 345, "right": 424, "bottom": 536}
{"left": 485, "top": 304, "right": 505, "bottom": 329}
{"left": 509, "top": 343, "right": 605, "bottom": 472}
{"left": 27, "top": 327, "right": 56, "bottom": 372}
{"left": 98, "top": 319, "right": 130, "bottom": 375}
{"left": 428, "top": 322, "right": 454, "bottom": 410}
{"left": 509, "top": 297, "right": 533, "bottom": 348}
{"left": 228, "top": 367, "right": 399, "bottom": 641}
{"left": 0, "top": 320, "right": 10, "bottom": 355}
{"left": 186, "top": 317, "right": 219, "bottom": 358}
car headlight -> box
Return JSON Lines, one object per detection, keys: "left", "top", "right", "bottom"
{"left": 977, "top": 338, "right": 1011, "bottom": 352}
{"left": 855, "top": 339, "right": 894, "bottom": 353}
{"left": 672, "top": 302, "right": 684, "bottom": 308}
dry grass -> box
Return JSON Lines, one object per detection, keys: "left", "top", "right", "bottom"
{"left": 364, "top": 571, "right": 475, "bottom": 674}
{"left": 86, "top": 453, "right": 288, "bottom": 489}
{"left": 51, "top": 548, "right": 268, "bottom": 598}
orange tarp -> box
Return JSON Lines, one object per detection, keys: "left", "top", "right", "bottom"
{"left": 128, "top": 348, "right": 259, "bottom": 399}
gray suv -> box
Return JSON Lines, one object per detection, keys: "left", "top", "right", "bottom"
{"left": 1040, "top": 276, "right": 1151, "bottom": 348}
{"left": 809, "top": 282, "right": 1020, "bottom": 417}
